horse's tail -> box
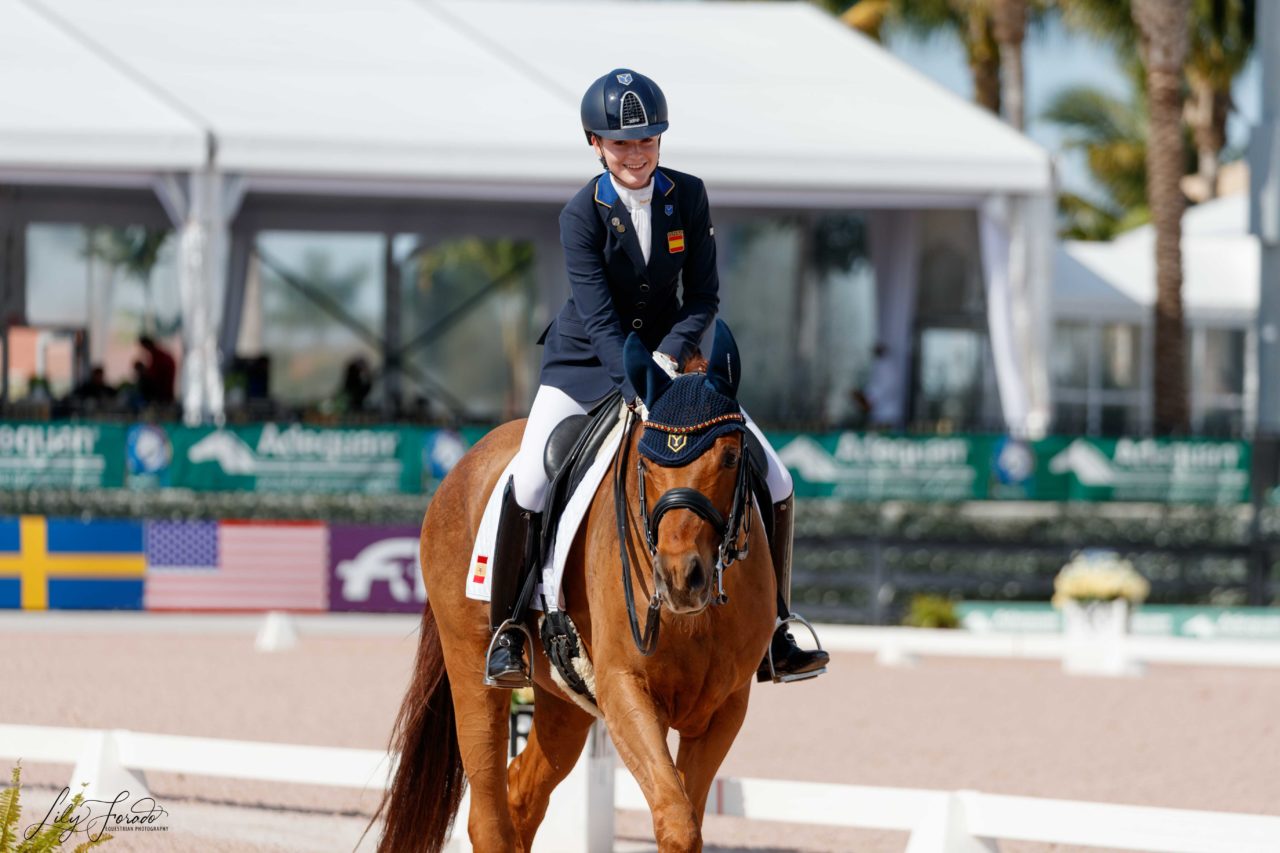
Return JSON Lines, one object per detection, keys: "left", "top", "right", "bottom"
{"left": 365, "top": 605, "right": 466, "bottom": 853}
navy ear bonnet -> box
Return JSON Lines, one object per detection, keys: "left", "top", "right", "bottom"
{"left": 639, "top": 374, "right": 744, "bottom": 466}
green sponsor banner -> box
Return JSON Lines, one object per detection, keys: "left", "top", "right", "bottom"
{"left": 769, "top": 432, "right": 1251, "bottom": 504}
{"left": 0, "top": 418, "right": 1256, "bottom": 504}
{"left": 1033, "top": 437, "right": 1250, "bottom": 504}
{"left": 165, "top": 423, "right": 421, "bottom": 494}
{"left": 0, "top": 422, "right": 125, "bottom": 489}
{"left": 772, "top": 432, "right": 998, "bottom": 500}
{"left": 957, "top": 602, "right": 1280, "bottom": 641}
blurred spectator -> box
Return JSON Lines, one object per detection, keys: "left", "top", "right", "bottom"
{"left": 852, "top": 342, "right": 893, "bottom": 429}
{"left": 339, "top": 356, "right": 373, "bottom": 413}
{"left": 26, "top": 374, "right": 51, "bottom": 403}
{"left": 247, "top": 355, "right": 271, "bottom": 401}
{"left": 138, "top": 335, "right": 176, "bottom": 404}
{"left": 72, "top": 365, "right": 115, "bottom": 405}
{"left": 121, "top": 360, "right": 149, "bottom": 412}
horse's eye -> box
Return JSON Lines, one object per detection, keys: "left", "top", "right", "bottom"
{"left": 723, "top": 450, "right": 739, "bottom": 469}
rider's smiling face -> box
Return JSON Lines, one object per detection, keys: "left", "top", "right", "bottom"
{"left": 593, "top": 135, "right": 660, "bottom": 190}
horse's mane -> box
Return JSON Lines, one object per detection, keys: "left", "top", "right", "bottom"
{"left": 682, "top": 350, "right": 709, "bottom": 375}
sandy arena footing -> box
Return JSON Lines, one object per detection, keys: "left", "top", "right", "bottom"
{"left": 3, "top": 613, "right": 1278, "bottom": 852}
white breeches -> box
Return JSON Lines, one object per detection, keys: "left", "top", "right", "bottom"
{"left": 511, "top": 384, "right": 793, "bottom": 512}
{"left": 511, "top": 385, "right": 599, "bottom": 510}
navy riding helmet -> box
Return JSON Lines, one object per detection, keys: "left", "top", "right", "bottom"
{"left": 581, "top": 69, "right": 669, "bottom": 143}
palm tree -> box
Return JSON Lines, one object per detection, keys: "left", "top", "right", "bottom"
{"left": 1059, "top": 0, "right": 1255, "bottom": 200}
{"left": 1132, "top": 0, "right": 1191, "bottom": 433}
{"left": 1184, "top": 0, "right": 1255, "bottom": 198}
{"left": 992, "top": 0, "right": 1029, "bottom": 129}
{"left": 84, "top": 226, "right": 172, "bottom": 336}
{"left": 836, "top": 1, "right": 1003, "bottom": 114}
{"left": 1041, "top": 85, "right": 1149, "bottom": 238}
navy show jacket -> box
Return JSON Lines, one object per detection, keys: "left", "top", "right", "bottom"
{"left": 539, "top": 167, "right": 719, "bottom": 403}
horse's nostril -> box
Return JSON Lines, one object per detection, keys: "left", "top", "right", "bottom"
{"left": 686, "top": 556, "right": 706, "bottom": 591}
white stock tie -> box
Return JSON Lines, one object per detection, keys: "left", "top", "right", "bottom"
{"left": 611, "top": 175, "right": 654, "bottom": 265}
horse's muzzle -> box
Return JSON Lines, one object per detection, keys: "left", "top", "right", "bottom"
{"left": 658, "top": 551, "right": 714, "bottom": 614}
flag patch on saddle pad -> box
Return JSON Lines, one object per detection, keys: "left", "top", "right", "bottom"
{"left": 667, "top": 230, "right": 685, "bottom": 253}
{"left": 471, "top": 554, "right": 488, "bottom": 585}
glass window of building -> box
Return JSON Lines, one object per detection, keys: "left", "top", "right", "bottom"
{"left": 22, "top": 223, "right": 182, "bottom": 402}
{"left": 252, "top": 232, "right": 384, "bottom": 412}
{"left": 399, "top": 237, "right": 539, "bottom": 422}
{"left": 811, "top": 214, "right": 874, "bottom": 427}
{"left": 916, "top": 210, "right": 985, "bottom": 318}
{"left": 1198, "top": 328, "right": 1245, "bottom": 396}
{"left": 1050, "top": 320, "right": 1150, "bottom": 436}
{"left": 719, "top": 212, "right": 874, "bottom": 427}
{"left": 914, "top": 327, "right": 983, "bottom": 427}
{"left": 912, "top": 210, "right": 990, "bottom": 429}
{"left": 1053, "top": 399, "right": 1089, "bottom": 434}
{"left": 1099, "top": 403, "right": 1142, "bottom": 436}
{"left": 1052, "top": 321, "right": 1092, "bottom": 389}
{"left": 1200, "top": 406, "right": 1244, "bottom": 436}
{"left": 717, "top": 217, "right": 804, "bottom": 424}
{"left": 1100, "top": 323, "right": 1140, "bottom": 390}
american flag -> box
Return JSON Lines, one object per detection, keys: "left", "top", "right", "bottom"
{"left": 144, "top": 520, "right": 327, "bottom": 611}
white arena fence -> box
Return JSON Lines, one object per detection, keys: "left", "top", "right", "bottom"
{"left": 4, "top": 611, "right": 1280, "bottom": 667}
{"left": 2, "top": 722, "right": 1278, "bottom": 853}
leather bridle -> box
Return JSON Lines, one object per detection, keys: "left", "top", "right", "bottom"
{"left": 613, "top": 407, "right": 753, "bottom": 656}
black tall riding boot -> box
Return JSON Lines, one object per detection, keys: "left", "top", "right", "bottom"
{"left": 757, "top": 494, "right": 829, "bottom": 683}
{"left": 484, "top": 477, "right": 540, "bottom": 689}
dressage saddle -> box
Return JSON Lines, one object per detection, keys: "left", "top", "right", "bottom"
{"left": 534, "top": 390, "right": 624, "bottom": 569}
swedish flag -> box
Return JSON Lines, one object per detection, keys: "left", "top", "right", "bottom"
{"left": 0, "top": 516, "right": 145, "bottom": 610}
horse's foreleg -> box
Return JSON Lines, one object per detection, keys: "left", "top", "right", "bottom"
{"left": 599, "top": 673, "right": 701, "bottom": 853}
{"left": 507, "top": 685, "right": 594, "bottom": 851}
{"left": 675, "top": 685, "right": 750, "bottom": 823}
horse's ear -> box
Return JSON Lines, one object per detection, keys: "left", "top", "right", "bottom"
{"left": 705, "top": 319, "right": 741, "bottom": 399}
{"left": 623, "top": 333, "right": 672, "bottom": 406}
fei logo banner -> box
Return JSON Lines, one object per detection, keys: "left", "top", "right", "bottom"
{"left": 329, "top": 525, "right": 425, "bottom": 613}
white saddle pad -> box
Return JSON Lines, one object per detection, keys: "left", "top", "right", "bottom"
{"left": 466, "top": 406, "right": 626, "bottom": 612}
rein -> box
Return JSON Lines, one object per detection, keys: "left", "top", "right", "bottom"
{"left": 614, "top": 410, "right": 662, "bottom": 655}
{"left": 613, "top": 407, "right": 753, "bottom": 656}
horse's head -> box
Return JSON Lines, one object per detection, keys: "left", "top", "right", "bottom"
{"left": 623, "top": 320, "right": 749, "bottom": 615}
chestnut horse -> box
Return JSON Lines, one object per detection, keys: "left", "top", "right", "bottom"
{"left": 371, "top": 323, "right": 777, "bottom": 852}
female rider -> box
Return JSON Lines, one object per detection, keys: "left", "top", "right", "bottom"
{"left": 484, "top": 69, "right": 828, "bottom": 688}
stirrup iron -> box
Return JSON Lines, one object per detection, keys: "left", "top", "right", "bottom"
{"left": 483, "top": 618, "right": 537, "bottom": 688}
{"left": 762, "top": 613, "right": 827, "bottom": 684}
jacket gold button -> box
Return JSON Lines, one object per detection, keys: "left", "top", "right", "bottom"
{"left": 639, "top": 283, "right": 650, "bottom": 292}
{"left": 637, "top": 302, "right": 647, "bottom": 309}
{"left": 632, "top": 319, "right": 643, "bottom": 329}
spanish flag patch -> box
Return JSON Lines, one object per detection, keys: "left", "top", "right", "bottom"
{"left": 472, "top": 554, "right": 488, "bottom": 585}
{"left": 667, "top": 230, "right": 685, "bottom": 254}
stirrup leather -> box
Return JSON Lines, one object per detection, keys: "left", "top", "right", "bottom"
{"left": 483, "top": 618, "right": 537, "bottom": 688}
{"left": 761, "top": 613, "right": 827, "bottom": 684}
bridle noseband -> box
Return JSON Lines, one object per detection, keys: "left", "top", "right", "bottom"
{"left": 614, "top": 407, "right": 754, "bottom": 656}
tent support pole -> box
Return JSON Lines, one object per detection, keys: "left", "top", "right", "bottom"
{"left": 1253, "top": 0, "right": 1280, "bottom": 436}
{"left": 383, "top": 233, "right": 402, "bottom": 418}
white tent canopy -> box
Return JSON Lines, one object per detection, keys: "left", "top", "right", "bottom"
{"left": 1, "top": 0, "right": 1051, "bottom": 201}
{"left": 0, "top": 0, "right": 1055, "bottom": 432}
{"left": 0, "top": 0, "right": 205, "bottom": 176}
{"left": 1054, "top": 194, "right": 1260, "bottom": 324}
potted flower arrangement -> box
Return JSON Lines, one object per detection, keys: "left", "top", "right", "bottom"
{"left": 1052, "top": 550, "right": 1149, "bottom": 676}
